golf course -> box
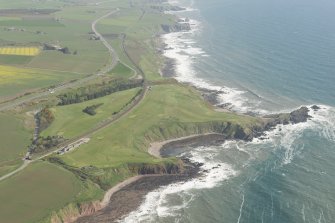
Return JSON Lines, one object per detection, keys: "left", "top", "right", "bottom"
{"left": 0, "top": 0, "right": 267, "bottom": 222}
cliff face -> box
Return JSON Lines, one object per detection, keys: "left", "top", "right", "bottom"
{"left": 47, "top": 107, "right": 311, "bottom": 223}
{"left": 50, "top": 201, "right": 102, "bottom": 223}
{"left": 128, "top": 161, "right": 184, "bottom": 175}
{"left": 146, "top": 107, "right": 312, "bottom": 149}
{"left": 161, "top": 23, "right": 191, "bottom": 33}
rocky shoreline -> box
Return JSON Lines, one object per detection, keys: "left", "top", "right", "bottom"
{"left": 74, "top": 159, "right": 201, "bottom": 223}
{"left": 71, "top": 104, "right": 313, "bottom": 223}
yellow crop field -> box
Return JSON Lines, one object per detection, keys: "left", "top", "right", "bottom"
{"left": 0, "top": 65, "right": 43, "bottom": 84}
{"left": 0, "top": 64, "right": 83, "bottom": 99}
{"left": 0, "top": 47, "right": 41, "bottom": 56}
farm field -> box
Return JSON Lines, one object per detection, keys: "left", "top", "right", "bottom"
{"left": 0, "top": 65, "right": 84, "bottom": 100}
{"left": 0, "top": 113, "right": 32, "bottom": 177}
{"left": 0, "top": 5, "right": 110, "bottom": 73}
{"left": 0, "top": 55, "right": 33, "bottom": 65}
{"left": 0, "top": 47, "right": 41, "bottom": 56}
{"left": 61, "top": 83, "right": 261, "bottom": 168}
{"left": 41, "top": 88, "right": 141, "bottom": 139}
{"left": 0, "top": 161, "right": 87, "bottom": 223}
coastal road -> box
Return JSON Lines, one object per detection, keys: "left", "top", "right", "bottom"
{"left": 0, "top": 9, "right": 120, "bottom": 112}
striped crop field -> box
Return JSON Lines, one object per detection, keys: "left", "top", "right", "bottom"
{"left": 0, "top": 47, "right": 41, "bottom": 56}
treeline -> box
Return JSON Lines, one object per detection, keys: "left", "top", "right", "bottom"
{"left": 111, "top": 88, "right": 143, "bottom": 116}
{"left": 36, "top": 107, "right": 54, "bottom": 131}
{"left": 30, "top": 136, "right": 65, "bottom": 154}
{"left": 57, "top": 78, "right": 143, "bottom": 105}
{"left": 82, "top": 103, "right": 103, "bottom": 116}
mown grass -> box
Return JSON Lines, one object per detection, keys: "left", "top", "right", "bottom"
{"left": 41, "top": 88, "right": 140, "bottom": 139}
{"left": 108, "top": 62, "right": 134, "bottom": 78}
{"left": 96, "top": 5, "right": 174, "bottom": 81}
{"left": 0, "top": 161, "right": 85, "bottom": 223}
{"left": 0, "top": 113, "right": 31, "bottom": 177}
{"left": 62, "top": 84, "right": 261, "bottom": 168}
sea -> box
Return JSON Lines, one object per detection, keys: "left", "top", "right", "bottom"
{"left": 121, "top": 0, "right": 335, "bottom": 222}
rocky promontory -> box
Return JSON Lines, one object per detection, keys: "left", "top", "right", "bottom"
{"left": 161, "top": 23, "right": 191, "bottom": 33}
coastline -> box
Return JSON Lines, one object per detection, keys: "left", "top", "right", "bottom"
{"left": 149, "top": 133, "right": 226, "bottom": 158}
{"left": 74, "top": 161, "right": 201, "bottom": 223}
{"left": 69, "top": 3, "right": 316, "bottom": 223}
{"left": 66, "top": 4, "right": 232, "bottom": 223}
{"left": 68, "top": 1, "right": 318, "bottom": 222}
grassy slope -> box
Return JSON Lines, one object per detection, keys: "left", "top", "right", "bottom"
{"left": 62, "top": 84, "right": 261, "bottom": 168}
{"left": 108, "top": 62, "right": 134, "bottom": 78}
{"left": 41, "top": 88, "right": 140, "bottom": 139}
{"left": 96, "top": 6, "right": 175, "bottom": 80}
{"left": 0, "top": 113, "right": 32, "bottom": 177}
{"left": 0, "top": 161, "right": 86, "bottom": 223}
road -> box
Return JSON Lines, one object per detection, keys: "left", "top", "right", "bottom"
{"left": 92, "top": 8, "right": 120, "bottom": 74}
{"left": 0, "top": 9, "right": 120, "bottom": 112}
{"left": 0, "top": 160, "right": 31, "bottom": 182}
{"left": 0, "top": 8, "right": 139, "bottom": 182}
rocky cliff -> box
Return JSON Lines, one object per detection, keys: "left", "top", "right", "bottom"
{"left": 161, "top": 23, "right": 191, "bottom": 33}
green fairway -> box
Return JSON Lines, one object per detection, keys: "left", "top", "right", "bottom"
{"left": 108, "top": 62, "right": 134, "bottom": 78}
{"left": 41, "top": 88, "right": 140, "bottom": 139}
{"left": 62, "top": 84, "right": 261, "bottom": 168}
{"left": 0, "top": 113, "right": 31, "bottom": 176}
{"left": 0, "top": 161, "right": 84, "bottom": 223}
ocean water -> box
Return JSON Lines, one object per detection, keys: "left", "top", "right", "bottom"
{"left": 121, "top": 0, "right": 335, "bottom": 222}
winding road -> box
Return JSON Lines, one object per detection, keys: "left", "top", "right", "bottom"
{"left": 0, "top": 8, "right": 147, "bottom": 182}
{"left": 0, "top": 9, "right": 120, "bottom": 112}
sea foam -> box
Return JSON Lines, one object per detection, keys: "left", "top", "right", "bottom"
{"left": 119, "top": 146, "right": 237, "bottom": 222}
{"left": 161, "top": 8, "right": 268, "bottom": 114}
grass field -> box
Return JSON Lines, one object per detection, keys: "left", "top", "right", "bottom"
{"left": 0, "top": 6, "right": 110, "bottom": 73}
{"left": 96, "top": 6, "right": 175, "bottom": 81}
{"left": 41, "top": 88, "right": 140, "bottom": 139}
{"left": 0, "top": 47, "right": 41, "bottom": 56}
{"left": 0, "top": 113, "right": 32, "bottom": 177}
{"left": 0, "top": 65, "right": 84, "bottom": 99}
{"left": 0, "top": 18, "right": 63, "bottom": 27}
{"left": 62, "top": 84, "right": 261, "bottom": 168}
{"left": 0, "top": 54, "right": 33, "bottom": 65}
{"left": 108, "top": 62, "right": 134, "bottom": 78}
{"left": 0, "top": 161, "right": 84, "bottom": 223}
